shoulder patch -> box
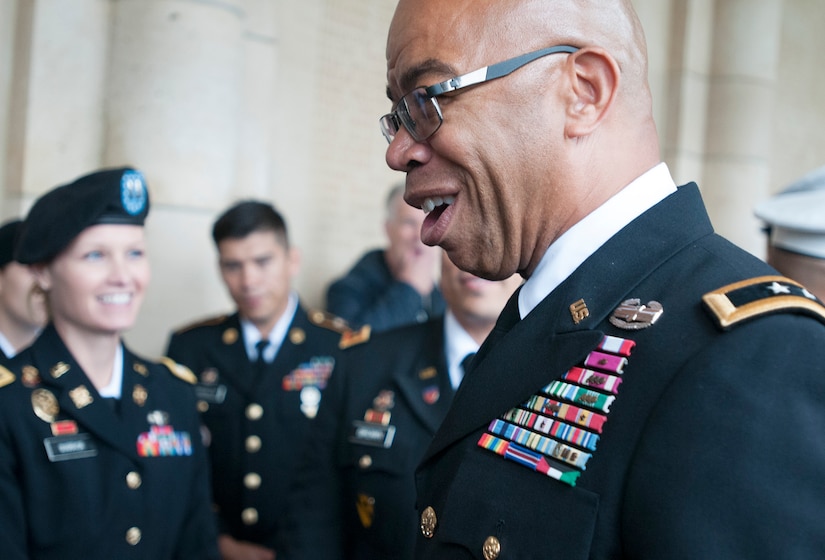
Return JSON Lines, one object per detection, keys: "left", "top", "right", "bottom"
{"left": 702, "top": 275, "right": 825, "bottom": 330}
{"left": 174, "top": 314, "right": 229, "bottom": 335}
{"left": 160, "top": 357, "right": 198, "bottom": 384}
{"left": 308, "top": 309, "right": 350, "bottom": 333}
{"left": 0, "top": 365, "right": 15, "bottom": 388}
{"left": 339, "top": 325, "right": 372, "bottom": 349}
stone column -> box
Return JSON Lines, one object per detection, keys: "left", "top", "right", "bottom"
{"left": 105, "top": 0, "right": 245, "bottom": 209}
{"left": 659, "top": 0, "right": 715, "bottom": 186}
{"left": 702, "top": 0, "right": 784, "bottom": 257}
{"left": 105, "top": 0, "right": 247, "bottom": 356}
{"left": 6, "top": 0, "right": 110, "bottom": 208}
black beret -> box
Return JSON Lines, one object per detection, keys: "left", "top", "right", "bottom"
{"left": 0, "top": 219, "right": 23, "bottom": 268}
{"left": 16, "top": 167, "right": 150, "bottom": 264}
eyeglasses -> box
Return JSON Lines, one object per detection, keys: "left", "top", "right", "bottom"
{"left": 380, "top": 45, "right": 579, "bottom": 144}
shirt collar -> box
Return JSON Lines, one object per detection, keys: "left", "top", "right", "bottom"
{"left": 519, "top": 162, "right": 677, "bottom": 318}
{"left": 0, "top": 331, "right": 15, "bottom": 358}
{"left": 444, "top": 310, "right": 480, "bottom": 390}
{"left": 98, "top": 342, "right": 124, "bottom": 399}
{"left": 240, "top": 291, "right": 299, "bottom": 362}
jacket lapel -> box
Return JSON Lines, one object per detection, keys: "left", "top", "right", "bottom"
{"left": 393, "top": 321, "right": 453, "bottom": 434}
{"left": 211, "top": 314, "right": 255, "bottom": 398}
{"left": 33, "top": 327, "right": 141, "bottom": 461}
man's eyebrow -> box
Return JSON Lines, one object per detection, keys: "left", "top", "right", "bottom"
{"left": 386, "top": 59, "right": 459, "bottom": 102}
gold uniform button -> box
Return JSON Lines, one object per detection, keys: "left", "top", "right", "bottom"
{"left": 197, "top": 400, "right": 209, "bottom": 413}
{"left": 245, "top": 435, "right": 262, "bottom": 453}
{"left": 244, "top": 472, "right": 262, "bottom": 490}
{"left": 420, "top": 506, "right": 437, "bottom": 538}
{"left": 126, "top": 471, "right": 142, "bottom": 489}
{"left": 483, "top": 536, "right": 501, "bottom": 560}
{"left": 358, "top": 455, "right": 372, "bottom": 469}
{"left": 241, "top": 507, "right": 259, "bottom": 525}
{"left": 125, "top": 527, "right": 141, "bottom": 545}
{"left": 246, "top": 403, "right": 264, "bottom": 420}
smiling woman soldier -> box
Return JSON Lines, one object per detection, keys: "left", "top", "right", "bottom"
{"left": 0, "top": 168, "right": 219, "bottom": 560}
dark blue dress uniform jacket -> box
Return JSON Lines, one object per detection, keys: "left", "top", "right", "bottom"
{"left": 414, "top": 184, "right": 825, "bottom": 559}
{"left": 284, "top": 318, "right": 455, "bottom": 560}
{"left": 0, "top": 324, "right": 219, "bottom": 560}
{"left": 165, "top": 304, "right": 347, "bottom": 552}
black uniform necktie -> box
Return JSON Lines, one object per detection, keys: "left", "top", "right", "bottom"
{"left": 460, "top": 352, "right": 476, "bottom": 377}
{"left": 255, "top": 339, "right": 270, "bottom": 366}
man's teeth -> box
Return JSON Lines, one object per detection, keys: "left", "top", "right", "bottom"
{"left": 421, "top": 196, "right": 455, "bottom": 214}
{"left": 100, "top": 294, "right": 131, "bottom": 304}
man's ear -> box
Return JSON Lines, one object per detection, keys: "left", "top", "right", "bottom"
{"left": 564, "top": 47, "right": 620, "bottom": 138}
{"left": 30, "top": 264, "right": 51, "bottom": 292}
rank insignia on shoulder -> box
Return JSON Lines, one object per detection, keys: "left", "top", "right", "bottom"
{"left": 174, "top": 314, "right": 229, "bottom": 335}
{"left": 160, "top": 357, "right": 198, "bottom": 384}
{"left": 702, "top": 275, "right": 825, "bottom": 330}
{"left": 309, "top": 309, "right": 350, "bottom": 333}
{"left": 0, "top": 365, "right": 15, "bottom": 388}
{"left": 340, "top": 325, "right": 371, "bottom": 349}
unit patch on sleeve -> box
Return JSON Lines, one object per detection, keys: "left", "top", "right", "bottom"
{"left": 702, "top": 275, "right": 825, "bottom": 330}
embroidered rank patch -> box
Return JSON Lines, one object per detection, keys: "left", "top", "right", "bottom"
{"left": 477, "top": 334, "right": 635, "bottom": 487}
{"left": 702, "top": 275, "right": 825, "bottom": 330}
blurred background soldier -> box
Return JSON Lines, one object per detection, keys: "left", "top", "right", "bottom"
{"left": 0, "top": 219, "right": 46, "bottom": 360}
{"left": 166, "top": 200, "right": 354, "bottom": 560}
{"left": 285, "top": 253, "right": 521, "bottom": 559}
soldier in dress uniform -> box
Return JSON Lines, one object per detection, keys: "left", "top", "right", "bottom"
{"left": 755, "top": 165, "right": 825, "bottom": 300}
{"left": 0, "top": 219, "right": 47, "bottom": 359}
{"left": 380, "top": 0, "right": 825, "bottom": 558}
{"left": 284, "top": 253, "right": 521, "bottom": 560}
{"left": 0, "top": 167, "right": 219, "bottom": 559}
{"left": 165, "top": 200, "right": 355, "bottom": 560}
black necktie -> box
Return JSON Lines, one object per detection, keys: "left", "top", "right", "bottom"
{"left": 102, "top": 396, "right": 120, "bottom": 415}
{"left": 253, "top": 340, "right": 270, "bottom": 384}
{"left": 255, "top": 340, "right": 270, "bottom": 365}
{"left": 460, "top": 352, "right": 476, "bottom": 377}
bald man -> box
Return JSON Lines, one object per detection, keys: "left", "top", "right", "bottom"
{"left": 379, "top": 1, "right": 825, "bottom": 558}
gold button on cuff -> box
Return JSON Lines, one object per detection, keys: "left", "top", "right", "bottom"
{"left": 197, "top": 400, "right": 209, "bottom": 413}
{"left": 420, "top": 506, "right": 437, "bottom": 538}
{"left": 244, "top": 472, "right": 262, "bottom": 490}
{"left": 125, "top": 527, "right": 142, "bottom": 546}
{"left": 126, "top": 471, "right": 142, "bottom": 490}
{"left": 241, "top": 507, "right": 259, "bottom": 525}
{"left": 483, "top": 536, "right": 501, "bottom": 560}
{"left": 246, "top": 403, "right": 264, "bottom": 420}
{"left": 358, "top": 455, "right": 372, "bottom": 469}
{"left": 245, "top": 435, "right": 262, "bottom": 453}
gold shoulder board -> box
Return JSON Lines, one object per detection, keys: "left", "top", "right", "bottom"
{"left": 702, "top": 275, "right": 825, "bottom": 330}
{"left": 0, "top": 365, "right": 15, "bottom": 388}
{"left": 174, "top": 314, "right": 229, "bottom": 335}
{"left": 308, "top": 309, "right": 350, "bottom": 333}
{"left": 339, "top": 325, "right": 372, "bottom": 349}
{"left": 160, "top": 357, "right": 198, "bottom": 384}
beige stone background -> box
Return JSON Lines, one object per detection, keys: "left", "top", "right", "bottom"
{"left": 1, "top": 0, "right": 822, "bottom": 357}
